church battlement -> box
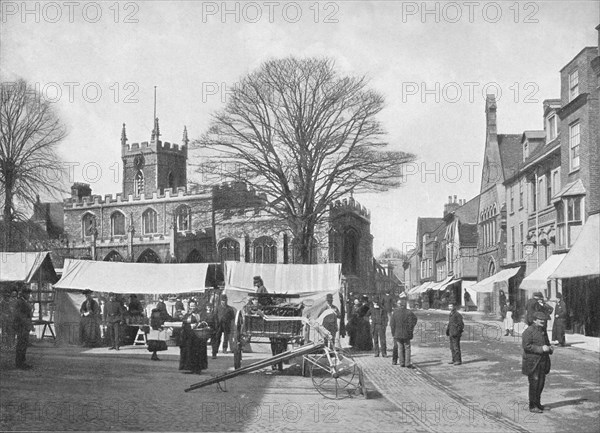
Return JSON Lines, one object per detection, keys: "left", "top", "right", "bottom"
{"left": 64, "top": 186, "right": 211, "bottom": 209}
{"left": 122, "top": 140, "right": 187, "bottom": 157}
{"left": 330, "top": 197, "right": 371, "bottom": 221}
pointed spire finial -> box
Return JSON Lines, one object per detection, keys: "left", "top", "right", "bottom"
{"left": 182, "top": 125, "right": 189, "bottom": 146}
{"left": 151, "top": 117, "right": 160, "bottom": 142}
{"left": 121, "top": 123, "right": 127, "bottom": 146}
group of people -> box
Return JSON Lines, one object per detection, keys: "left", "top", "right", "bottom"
{"left": 0, "top": 284, "right": 35, "bottom": 369}
{"left": 79, "top": 291, "right": 171, "bottom": 349}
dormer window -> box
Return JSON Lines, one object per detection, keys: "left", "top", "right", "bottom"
{"left": 523, "top": 141, "right": 529, "bottom": 162}
{"left": 546, "top": 114, "right": 557, "bottom": 142}
{"left": 569, "top": 70, "right": 579, "bottom": 101}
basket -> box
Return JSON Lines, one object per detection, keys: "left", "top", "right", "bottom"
{"left": 192, "top": 325, "right": 212, "bottom": 339}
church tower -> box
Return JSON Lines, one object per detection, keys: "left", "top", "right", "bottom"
{"left": 121, "top": 120, "right": 188, "bottom": 196}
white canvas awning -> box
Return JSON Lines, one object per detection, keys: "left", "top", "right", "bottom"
{"left": 520, "top": 253, "right": 567, "bottom": 294}
{"left": 0, "top": 252, "right": 58, "bottom": 283}
{"left": 470, "top": 267, "right": 521, "bottom": 293}
{"left": 430, "top": 276, "right": 454, "bottom": 291}
{"left": 224, "top": 261, "right": 341, "bottom": 295}
{"left": 550, "top": 213, "right": 600, "bottom": 279}
{"left": 223, "top": 261, "right": 342, "bottom": 319}
{"left": 54, "top": 259, "right": 213, "bottom": 294}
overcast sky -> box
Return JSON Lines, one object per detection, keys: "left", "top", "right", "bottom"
{"left": 1, "top": 1, "right": 598, "bottom": 256}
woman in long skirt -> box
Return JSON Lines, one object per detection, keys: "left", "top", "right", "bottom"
{"left": 79, "top": 289, "right": 101, "bottom": 347}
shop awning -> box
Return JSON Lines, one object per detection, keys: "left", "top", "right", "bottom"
{"left": 416, "top": 281, "right": 435, "bottom": 294}
{"left": 0, "top": 252, "right": 58, "bottom": 283}
{"left": 470, "top": 267, "right": 521, "bottom": 293}
{"left": 550, "top": 213, "right": 600, "bottom": 279}
{"left": 430, "top": 276, "right": 454, "bottom": 291}
{"left": 54, "top": 259, "right": 213, "bottom": 294}
{"left": 520, "top": 253, "right": 567, "bottom": 294}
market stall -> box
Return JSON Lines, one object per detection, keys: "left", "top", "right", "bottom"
{"left": 53, "top": 259, "right": 217, "bottom": 345}
{"left": 0, "top": 252, "right": 59, "bottom": 339}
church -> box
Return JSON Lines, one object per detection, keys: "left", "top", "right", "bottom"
{"left": 61, "top": 118, "right": 397, "bottom": 296}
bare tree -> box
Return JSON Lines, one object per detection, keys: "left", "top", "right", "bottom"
{"left": 195, "top": 57, "right": 415, "bottom": 263}
{"left": 0, "top": 79, "right": 67, "bottom": 251}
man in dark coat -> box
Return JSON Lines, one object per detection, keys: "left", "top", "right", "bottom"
{"left": 446, "top": 302, "right": 464, "bottom": 365}
{"left": 526, "top": 292, "right": 553, "bottom": 326}
{"left": 369, "top": 299, "right": 388, "bottom": 357}
{"left": 552, "top": 293, "right": 568, "bottom": 346}
{"left": 522, "top": 311, "right": 554, "bottom": 413}
{"left": 104, "top": 292, "right": 125, "bottom": 350}
{"left": 213, "top": 295, "right": 235, "bottom": 358}
{"left": 390, "top": 296, "right": 418, "bottom": 367}
{"left": 382, "top": 290, "right": 394, "bottom": 316}
{"left": 317, "top": 293, "right": 341, "bottom": 348}
{"left": 13, "top": 286, "right": 33, "bottom": 369}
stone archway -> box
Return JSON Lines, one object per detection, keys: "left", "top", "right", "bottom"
{"left": 137, "top": 248, "right": 161, "bottom": 263}
{"left": 104, "top": 250, "right": 124, "bottom": 262}
{"left": 185, "top": 249, "right": 204, "bottom": 263}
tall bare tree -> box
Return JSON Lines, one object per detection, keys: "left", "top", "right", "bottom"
{"left": 0, "top": 79, "right": 67, "bottom": 251}
{"left": 196, "top": 57, "right": 415, "bottom": 263}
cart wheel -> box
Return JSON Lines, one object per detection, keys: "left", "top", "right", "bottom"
{"left": 233, "top": 311, "right": 244, "bottom": 370}
{"left": 310, "top": 349, "right": 361, "bottom": 399}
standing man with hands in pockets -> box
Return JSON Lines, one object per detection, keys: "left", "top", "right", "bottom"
{"left": 522, "top": 311, "right": 554, "bottom": 413}
{"left": 446, "top": 302, "right": 464, "bottom": 365}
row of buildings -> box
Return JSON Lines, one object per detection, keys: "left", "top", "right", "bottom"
{"left": 404, "top": 27, "right": 600, "bottom": 337}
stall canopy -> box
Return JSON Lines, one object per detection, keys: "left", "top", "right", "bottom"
{"left": 55, "top": 259, "right": 214, "bottom": 294}
{"left": 550, "top": 213, "right": 600, "bottom": 279}
{"left": 0, "top": 251, "right": 58, "bottom": 283}
{"left": 223, "top": 261, "right": 342, "bottom": 318}
{"left": 430, "top": 276, "right": 454, "bottom": 291}
{"left": 520, "top": 253, "right": 567, "bottom": 294}
{"left": 470, "top": 267, "right": 521, "bottom": 293}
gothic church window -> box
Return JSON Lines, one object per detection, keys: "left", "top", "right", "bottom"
{"left": 111, "top": 212, "right": 126, "bottom": 236}
{"left": 342, "top": 228, "right": 360, "bottom": 275}
{"left": 176, "top": 205, "right": 191, "bottom": 232}
{"left": 218, "top": 238, "right": 240, "bottom": 262}
{"left": 81, "top": 213, "right": 95, "bottom": 238}
{"left": 142, "top": 208, "right": 158, "bottom": 234}
{"left": 134, "top": 170, "right": 144, "bottom": 196}
{"left": 253, "top": 236, "right": 277, "bottom": 263}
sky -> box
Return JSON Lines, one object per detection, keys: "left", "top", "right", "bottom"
{"left": 1, "top": 0, "right": 599, "bottom": 256}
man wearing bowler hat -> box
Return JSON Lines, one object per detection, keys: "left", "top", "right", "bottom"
{"left": 552, "top": 293, "right": 568, "bottom": 346}
{"left": 105, "top": 292, "right": 125, "bottom": 350}
{"left": 391, "top": 294, "right": 417, "bottom": 367}
{"left": 522, "top": 311, "right": 554, "bottom": 413}
{"left": 317, "top": 293, "right": 341, "bottom": 348}
{"left": 526, "top": 292, "right": 553, "bottom": 327}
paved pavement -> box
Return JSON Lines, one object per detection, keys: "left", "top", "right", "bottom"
{"left": 1, "top": 311, "right": 599, "bottom": 432}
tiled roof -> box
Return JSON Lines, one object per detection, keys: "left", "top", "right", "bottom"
{"left": 498, "top": 134, "right": 523, "bottom": 181}
{"left": 454, "top": 195, "right": 480, "bottom": 224}
{"left": 418, "top": 217, "right": 445, "bottom": 236}
{"left": 553, "top": 179, "right": 586, "bottom": 201}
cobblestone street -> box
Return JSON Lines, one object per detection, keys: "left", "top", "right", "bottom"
{"left": 1, "top": 312, "right": 599, "bottom": 432}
